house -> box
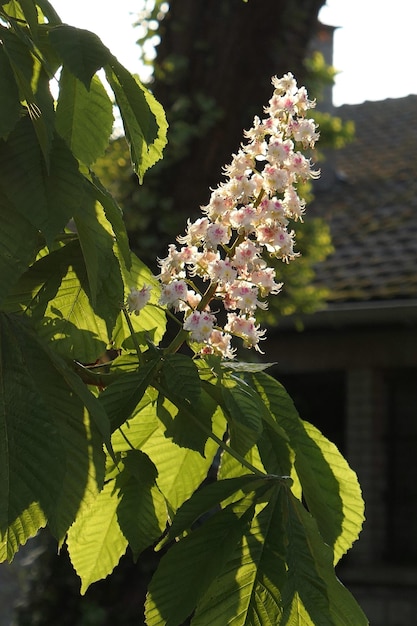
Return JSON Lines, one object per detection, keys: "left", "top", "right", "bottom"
{"left": 267, "top": 46, "right": 417, "bottom": 624}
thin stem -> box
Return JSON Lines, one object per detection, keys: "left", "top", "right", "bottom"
{"left": 154, "top": 381, "right": 267, "bottom": 477}
{"left": 164, "top": 327, "right": 189, "bottom": 355}
{"left": 164, "top": 281, "right": 219, "bottom": 355}
{"left": 118, "top": 427, "right": 135, "bottom": 451}
{"left": 122, "top": 306, "right": 144, "bottom": 365}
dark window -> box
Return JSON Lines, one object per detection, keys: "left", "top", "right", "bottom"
{"left": 385, "top": 367, "right": 417, "bottom": 564}
{"left": 275, "top": 370, "right": 346, "bottom": 452}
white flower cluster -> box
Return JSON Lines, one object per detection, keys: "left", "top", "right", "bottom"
{"left": 128, "top": 73, "right": 320, "bottom": 358}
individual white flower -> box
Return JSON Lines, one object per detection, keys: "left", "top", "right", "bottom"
{"left": 159, "top": 280, "right": 189, "bottom": 310}
{"left": 183, "top": 310, "right": 216, "bottom": 342}
{"left": 127, "top": 286, "right": 152, "bottom": 315}
{"left": 225, "top": 312, "right": 266, "bottom": 352}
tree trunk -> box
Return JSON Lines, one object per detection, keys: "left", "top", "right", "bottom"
{"left": 152, "top": 0, "right": 325, "bottom": 218}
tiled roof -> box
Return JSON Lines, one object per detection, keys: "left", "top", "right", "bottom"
{"left": 311, "top": 95, "right": 417, "bottom": 303}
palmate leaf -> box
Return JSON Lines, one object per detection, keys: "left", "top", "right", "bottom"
{"left": 56, "top": 69, "right": 114, "bottom": 167}
{"left": 248, "top": 372, "right": 365, "bottom": 564}
{"left": 0, "top": 312, "right": 105, "bottom": 562}
{"left": 189, "top": 486, "right": 367, "bottom": 626}
{"left": 113, "top": 389, "right": 226, "bottom": 514}
{"left": 145, "top": 491, "right": 261, "bottom": 626}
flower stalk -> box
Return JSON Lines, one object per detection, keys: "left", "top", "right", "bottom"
{"left": 127, "top": 73, "right": 320, "bottom": 358}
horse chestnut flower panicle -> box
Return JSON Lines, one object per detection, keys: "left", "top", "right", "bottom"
{"left": 129, "top": 74, "right": 320, "bottom": 357}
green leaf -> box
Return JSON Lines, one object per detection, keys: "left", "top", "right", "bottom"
{"left": 1, "top": 26, "right": 54, "bottom": 165}
{"left": 220, "top": 376, "right": 264, "bottom": 455}
{"left": 56, "top": 69, "right": 114, "bottom": 166}
{"left": 66, "top": 479, "right": 128, "bottom": 594}
{"left": 114, "top": 392, "right": 226, "bottom": 514}
{"left": 249, "top": 372, "right": 365, "bottom": 564}
{"left": 144, "top": 420, "right": 221, "bottom": 514}
{"left": 88, "top": 172, "right": 132, "bottom": 271}
{"left": 191, "top": 486, "right": 367, "bottom": 626}
{"left": 4, "top": 239, "right": 111, "bottom": 363}
{"left": 0, "top": 44, "right": 21, "bottom": 138}
{"left": 0, "top": 313, "right": 105, "bottom": 561}
{"left": 160, "top": 354, "right": 201, "bottom": 405}
{"left": 191, "top": 487, "right": 287, "bottom": 626}
{"left": 48, "top": 24, "right": 112, "bottom": 89}
{"left": 111, "top": 387, "right": 160, "bottom": 454}
{"left": 281, "top": 491, "right": 368, "bottom": 625}
{"left": 156, "top": 383, "right": 222, "bottom": 455}
{"left": 73, "top": 191, "right": 124, "bottom": 309}
{"left": 99, "top": 357, "right": 163, "bottom": 432}
{"left": 105, "top": 61, "right": 168, "bottom": 182}
{"left": 49, "top": 348, "right": 114, "bottom": 461}
{"left": 0, "top": 189, "right": 42, "bottom": 305}
{"left": 0, "top": 117, "right": 84, "bottom": 245}
{"left": 145, "top": 492, "right": 258, "bottom": 626}
{"left": 117, "top": 449, "right": 167, "bottom": 560}
{"left": 35, "top": 0, "right": 62, "bottom": 26}
{"left": 164, "top": 475, "right": 265, "bottom": 545}
{"left": 297, "top": 420, "right": 365, "bottom": 564}
{"left": 19, "top": 0, "right": 40, "bottom": 41}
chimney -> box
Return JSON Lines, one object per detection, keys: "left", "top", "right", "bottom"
{"left": 309, "top": 23, "right": 337, "bottom": 114}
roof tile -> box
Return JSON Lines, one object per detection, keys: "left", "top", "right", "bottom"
{"left": 311, "top": 95, "right": 417, "bottom": 303}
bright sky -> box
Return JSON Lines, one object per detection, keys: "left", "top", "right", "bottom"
{"left": 51, "top": 0, "right": 417, "bottom": 107}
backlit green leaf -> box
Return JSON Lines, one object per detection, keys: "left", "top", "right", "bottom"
{"left": 67, "top": 479, "right": 128, "bottom": 594}
{"left": 48, "top": 24, "right": 112, "bottom": 89}
{"left": 73, "top": 193, "right": 123, "bottom": 309}
{"left": 56, "top": 69, "right": 114, "bottom": 166}
{"left": 88, "top": 172, "right": 132, "bottom": 271}
{"left": 4, "top": 240, "right": 110, "bottom": 363}
{"left": 249, "top": 372, "right": 365, "bottom": 564}
{"left": 220, "top": 377, "right": 264, "bottom": 455}
{"left": 99, "top": 357, "right": 163, "bottom": 432}
{"left": 105, "top": 61, "right": 167, "bottom": 182}
{"left": 0, "top": 313, "right": 105, "bottom": 561}
{"left": 145, "top": 493, "right": 258, "bottom": 626}
{"left": 117, "top": 449, "right": 167, "bottom": 560}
